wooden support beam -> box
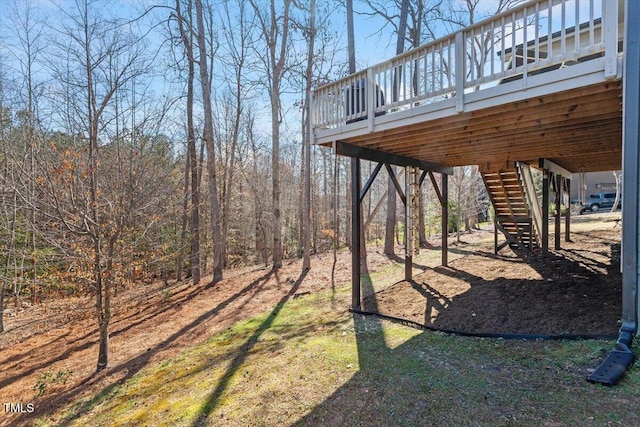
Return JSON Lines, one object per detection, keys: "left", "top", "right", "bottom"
{"left": 334, "top": 141, "right": 453, "bottom": 175}
{"left": 385, "top": 163, "right": 406, "bottom": 205}
{"left": 519, "top": 163, "right": 543, "bottom": 246}
{"left": 364, "top": 192, "right": 387, "bottom": 229}
{"left": 404, "top": 171, "right": 413, "bottom": 281}
{"left": 541, "top": 158, "right": 573, "bottom": 180}
{"left": 565, "top": 178, "right": 571, "bottom": 242}
{"left": 360, "top": 162, "right": 383, "bottom": 203}
{"left": 441, "top": 173, "right": 448, "bottom": 267}
{"left": 351, "top": 158, "right": 361, "bottom": 310}
{"left": 494, "top": 216, "right": 498, "bottom": 254}
{"left": 405, "top": 168, "right": 412, "bottom": 281}
{"left": 494, "top": 218, "right": 530, "bottom": 252}
{"left": 405, "top": 166, "right": 420, "bottom": 281}
{"left": 429, "top": 171, "right": 443, "bottom": 204}
{"left": 555, "top": 173, "right": 562, "bottom": 250}
{"left": 419, "top": 169, "right": 428, "bottom": 187}
{"left": 404, "top": 167, "right": 413, "bottom": 281}
{"left": 542, "top": 168, "right": 550, "bottom": 256}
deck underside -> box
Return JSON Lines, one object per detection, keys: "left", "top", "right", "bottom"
{"left": 321, "top": 80, "right": 622, "bottom": 173}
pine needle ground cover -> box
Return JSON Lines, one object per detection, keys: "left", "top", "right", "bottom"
{"left": 35, "top": 282, "right": 640, "bottom": 426}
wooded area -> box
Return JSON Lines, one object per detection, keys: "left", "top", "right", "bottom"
{"left": 0, "top": 0, "right": 507, "bottom": 371}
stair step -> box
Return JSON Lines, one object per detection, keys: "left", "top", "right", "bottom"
{"left": 482, "top": 165, "right": 539, "bottom": 251}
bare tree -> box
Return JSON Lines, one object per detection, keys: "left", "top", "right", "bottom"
{"left": 194, "top": 0, "right": 224, "bottom": 282}
{"left": 3, "top": 0, "right": 49, "bottom": 307}
{"left": 248, "top": 0, "right": 293, "bottom": 269}
{"left": 217, "top": 0, "right": 254, "bottom": 266}
{"left": 291, "top": 0, "right": 318, "bottom": 271}
{"left": 41, "top": 0, "right": 155, "bottom": 371}
{"left": 173, "top": 0, "right": 201, "bottom": 284}
{"left": 433, "top": 0, "right": 524, "bottom": 86}
{"left": 359, "top": 0, "right": 443, "bottom": 48}
{"left": 0, "top": 81, "right": 14, "bottom": 332}
{"left": 612, "top": 171, "right": 622, "bottom": 212}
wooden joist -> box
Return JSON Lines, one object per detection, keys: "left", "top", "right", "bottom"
{"left": 332, "top": 81, "right": 622, "bottom": 174}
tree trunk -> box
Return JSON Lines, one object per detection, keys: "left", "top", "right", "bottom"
{"left": 611, "top": 171, "right": 622, "bottom": 212}
{"left": 195, "top": 0, "right": 223, "bottom": 283}
{"left": 302, "top": 0, "right": 315, "bottom": 270}
{"left": 249, "top": 0, "right": 292, "bottom": 269}
{"left": 94, "top": 238, "right": 108, "bottom": 371}
{"left": 84, "top": 1, "right": 109, "bottom": 370}
{"left": 178, "top": 143, "right": 190, "bottom": 282}
{"left": 175, "top": 0, "right": 201, "bottom": 284}
{"left": 271, "top": 97, "right": 283, "bottom": 268}
{"left": 187, "top": 52, "right": 201, "bottom": 285}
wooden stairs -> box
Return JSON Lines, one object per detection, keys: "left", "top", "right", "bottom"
{"left": 481, "top": 165, "right": 539, "bottom": 252}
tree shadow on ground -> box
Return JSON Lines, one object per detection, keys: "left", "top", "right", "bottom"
{"left": 293, "top": 233, "right": 631, "bottom": 426}
{"left": 383, "top": 252, "right": 431, "bottom": 273}
{"left": 365, "top": 230, "right": 621, "bottom": 336}
{"left": 13, "top": 269, "right": 278, "bottom": 426}
{"left": 190, "top": 268, "right": 307, "bottom": 426}
{"left": 0, "top": 276, "right": 215, "bottom": 394}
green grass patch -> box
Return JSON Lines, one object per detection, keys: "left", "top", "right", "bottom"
{"left": 35, "top": 274, "right": 640, "bottom": 426}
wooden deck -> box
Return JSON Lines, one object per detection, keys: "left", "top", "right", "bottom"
{"left": 311, "top": 0, "right": 623, "bottom": 174}
{"left": 326, "top": 80, "right": 621, "bottom": 173}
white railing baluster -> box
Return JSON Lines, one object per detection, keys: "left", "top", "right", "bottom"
{"left": 310, "top": 0, "right": 617, "bottom": 132}
{"left": 523, "top": 6, "right": 528, "bottom": 81}
{"left": 455, "top": 31, "right": 464, "bottom": 112}
{"left": 501, "top": 15, "right": 506, "bottom": 75}
{"left": 367, "top": 68, "right": 375, "bottom": 131}
{"left": 423, "top": 47, "right": 428, "bottom": 98}
{"left": 447, "top": 39, "right": 453, "bottom": 90}
{"left": 575, "top": 0, "right": 580, "bottom": 55}
{"left": 533, "top": 3, "right": 540, "bottom": 67}
{"left": 480, "top": 25, "right": 485, "bottom": 81}
{"left": 403, "top": 58, "right": 407, "bottom": 102}
{"left": 490, "top": 20, "right": 495, "bottom": 78}
{"left": 561, "top": 0, "right": 566, "bottom": 59}
{"left": 603, "top": 0, "right": 618, "bottom": 78}
{"left": 589, "top": 0, "right": 594, "bottom": 51}
{"left": 547, "top": 0, "right": 553, "bottom": 63}
{"left": 511, "top": 11, "right": 517, "bottom": 71}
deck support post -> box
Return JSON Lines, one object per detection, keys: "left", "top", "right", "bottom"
{"left": 441, "top": 173, "right": 448, "bottom": 267}
{"left": 351, "top": 158, "right": 361, "bottom": 310}
{"left": 404, "top": 167, "right": 412, "bottom": 281}
{"left": 565, "top": 178, "right": 571, "bottom": 242}
{"left": 554, "top": 174, "right": 562, "bottom": 250}
{"left": 494, "top": 215, "right": 498, "bottom": 255}
{"left": 541, "top": 169, "right": 550, "bottom": 256}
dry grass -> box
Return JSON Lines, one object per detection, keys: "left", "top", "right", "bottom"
{"left": 6, "top": 211, "right": 640, "bottom": 426}
{"left": 29, "top": 272, "right": 640, "bottom": 425}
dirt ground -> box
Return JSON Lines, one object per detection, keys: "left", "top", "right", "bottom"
{"left": 364, "top": 215, "right": 622, "bottom": 336}
{"left": 0, "top": 213, "right": 623, "bottom": 426}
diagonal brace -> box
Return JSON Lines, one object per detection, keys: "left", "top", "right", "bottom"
{"left": 385, "top": 163, "right": 406, "bottom": 206}
{"left": 360, "top": 162, "right": 383, "bottom": 203}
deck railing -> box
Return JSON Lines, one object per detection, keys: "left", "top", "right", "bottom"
{"left": 312, "top": 0, "right": 620, "bottom": 132}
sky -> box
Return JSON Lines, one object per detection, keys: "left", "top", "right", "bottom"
{"left": 0, "top": 0, "right": 400, "bottom": 141}
{"left": 0, "top": 0, "right": 603, "bottom": 146}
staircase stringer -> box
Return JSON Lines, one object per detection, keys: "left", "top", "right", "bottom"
{"left": 517, "top": 162, "right": 543, "bottom": 248}
{"left": 481, "top": 165, "right": 537, "bottom": 251}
